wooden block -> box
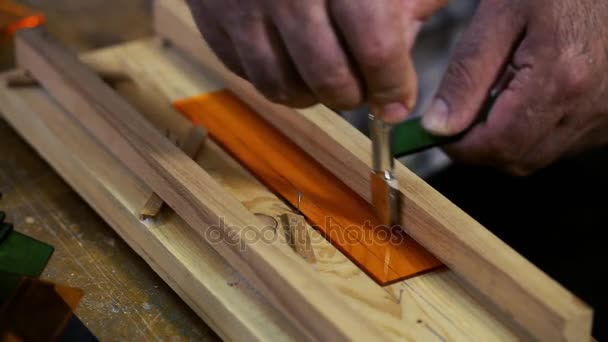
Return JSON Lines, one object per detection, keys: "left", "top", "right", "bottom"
{"left": 139, "top": 125, "right": 207, "bottom": 220}
{"left": 279, "top": 213, "right": 316, "bottom": 264}
{"left": 153, "top": 1, "right": 594, "bottom": 340}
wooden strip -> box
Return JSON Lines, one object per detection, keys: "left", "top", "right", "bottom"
{"left": 154, "top": 1, "right": 594, "bottom": 340}
{"left": 140, "top": 125, "right": 207, "bottom": 219}
{"left": 16, "top": 28, "right": 386, "bottom": 341}
{"left": 279, "top": 213, "right": 316, "bottom": 264}
{"left": 5, "top": 68, "right": 131, "bottom": 88}
{"left": 175, "top": 91, "right": 442, "bottom": 284}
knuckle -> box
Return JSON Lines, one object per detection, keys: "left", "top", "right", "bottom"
{"left": 358, "top": 39, "right": 402, "bottom": 70}
{"left": 308, "top": 70, "right": 362, "bottom": 108}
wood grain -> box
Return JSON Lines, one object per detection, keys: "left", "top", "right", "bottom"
{"left": 154, "top": 1, "right": 594, "bottom": 340}
{"left": 139, "top": 125, "right": 207, "bottom": 219}
{"left": 175, "top": 91, "right": 442, "bottom": 284}
{"left": 3, "top": 36, "right": 529, "bottom": 340}
{"left": 16, "top": 27, "right": 387, "bottom": 341}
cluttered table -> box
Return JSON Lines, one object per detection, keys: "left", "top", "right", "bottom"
{"left": 0, "top": 0, "right": 217, "bottom": 339}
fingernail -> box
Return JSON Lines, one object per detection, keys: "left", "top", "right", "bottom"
{"left": 381, "top": 102, "right": 408, "bottom": 124}
{"left": 422, "top": 98, "right": 449, "bottom": 135}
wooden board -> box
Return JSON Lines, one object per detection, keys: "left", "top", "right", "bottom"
{"left": 1, "top": 37, "right": 526, "bottom": 340}
{"left": 153, "top": 1, "right": 594, "bottom": 340}
{"left": 175, "top": 91, "right": 442, "bottom": 285}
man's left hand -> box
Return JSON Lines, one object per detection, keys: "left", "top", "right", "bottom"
{"left": 423, "top": 0, "right": 608, "bottom": 175}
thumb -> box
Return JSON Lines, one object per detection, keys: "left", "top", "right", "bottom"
{"left": 422, "top": 1, "right": 525, "bottom": 136}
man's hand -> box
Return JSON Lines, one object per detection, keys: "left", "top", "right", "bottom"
{"left": 423, "top": 0, "right": 608, "bottom": 175}
{"left": 186, "top": 0, "right": 446, "bottom": 123}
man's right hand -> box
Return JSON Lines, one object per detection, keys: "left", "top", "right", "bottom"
{"left": 186, "top": 0, "right": 446, "bottom": 123}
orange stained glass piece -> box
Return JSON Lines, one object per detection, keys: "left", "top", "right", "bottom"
{"left": 174, "top": 91, "right": 443, "bottom": 285}
{"left": 0, "top": 0, "right": 45, "bottom": 36}
{"left": 3, "top": 14, "right": 45, "bottom": 36}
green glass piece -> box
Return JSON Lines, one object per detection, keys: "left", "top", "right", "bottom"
{"left": 0, "top": 231, "right": 54, "bottom": 277}
{"left": 392, "top": 90, "right": 498, "bottom": 158}
{"left": 392, "top": 117, "right": 457, "bottom": 157}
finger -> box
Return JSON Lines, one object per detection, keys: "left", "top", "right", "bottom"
{"left": 422, "top": 0, "right": 526, "bottom": 136}
{"left": 444, "top": 62, "right": 565, "bottom": 174}
{"left": 186, "top": 0, "right": 247, "bottom": 79}
{"left": 267, "top": 1, "right": 364, "bottom": 110}
{"left": 223, "top": 5, "right": 317, "bottom": 107}
{"left": 330, "top": 0, "right": 415, "bottom": 123}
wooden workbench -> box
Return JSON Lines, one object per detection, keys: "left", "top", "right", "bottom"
{"left": 0, "top": 0, "right": 604, "bottom": 339}
{"left": 0, "top": 120, "right": 218, "bottom": 340}
{"left": 1, "top": 2, "right": 219, "bottom": 339}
